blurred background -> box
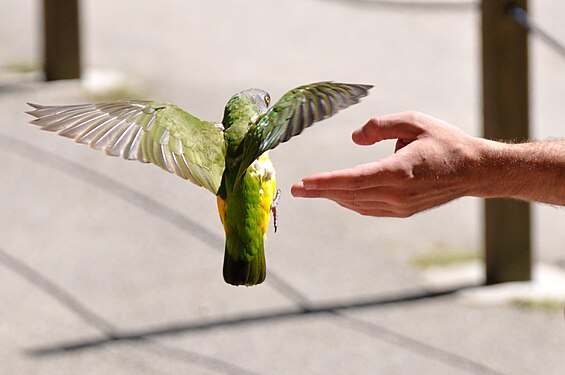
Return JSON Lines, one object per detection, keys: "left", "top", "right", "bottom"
{"left": 0, "top": 0, "right": 564, "bottom": 374}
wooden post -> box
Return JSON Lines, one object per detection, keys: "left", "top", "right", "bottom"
{"left": 482, "top": 0, "right": 531, "bottom": 284}
{"left": 43, "top": 0, "right": 81, "bottom": 80}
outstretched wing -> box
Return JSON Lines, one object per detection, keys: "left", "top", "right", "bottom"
{"left": 235, "top": 82, "right": 372, "bottom": 187}
{"left": 26, "top": 101, "right": 226, "bottom": 194}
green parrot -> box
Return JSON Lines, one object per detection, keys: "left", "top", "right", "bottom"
{"left": 26, "top": 81, "right": 372, "bottom": 286}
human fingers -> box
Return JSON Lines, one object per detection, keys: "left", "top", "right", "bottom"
{"left": 334, "top": 185, "right": 466, "bottom": 217}
{"left": 352, "top": 112, "right": 426, "bottom": 146}
{"left": 334, "top": 201, "right": 410, "bottom": 218}
{"left": 292, "top": 185, "right": 399, "bottom": 202}
{"left": 334, "top": 199, "right": 392, "bottom": 212}
{"left": 296, "top": 168, "right": 376, "bottom": 191}
{"left": 296, "top": 158, "right": 410, "bottom": 191}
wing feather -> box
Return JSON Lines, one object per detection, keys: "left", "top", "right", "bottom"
{"left": 27, "top": 101, "right": 226, "bottom": 194}
{"left": 106, "top": 120, "right": 136, "bottom": 157}
{"left": 90, "top": 118, "right": 129, "bottom": 150}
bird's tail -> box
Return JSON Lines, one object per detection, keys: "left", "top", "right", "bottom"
{"left": 223, "top": 245, "right": 266, "bottom": 286}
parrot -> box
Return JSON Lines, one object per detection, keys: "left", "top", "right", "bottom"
{"left": 26, "top": 81, "right": 372, "bottom": 286}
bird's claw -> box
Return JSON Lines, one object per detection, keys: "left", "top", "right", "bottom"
{"left": 271, "top": 188, "right": 281, "bottom": 233}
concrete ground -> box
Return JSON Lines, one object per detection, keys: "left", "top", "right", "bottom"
{"left": 1, "top": 0, "right": 564, "bottom": 374}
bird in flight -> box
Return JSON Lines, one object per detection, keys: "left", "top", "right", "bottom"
{"left": 27, "top": 81, "right": 372, "bottom": 286}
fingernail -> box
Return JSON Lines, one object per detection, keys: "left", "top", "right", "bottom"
{"left": 352, "top": 129, "right": 362, "bottom": 139}
{"left": 292, "top": 189, "right": 305, "bottom": 197}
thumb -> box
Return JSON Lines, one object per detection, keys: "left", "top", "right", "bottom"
{"left": 352, "top": 112, "right": 425, "bottom": 146}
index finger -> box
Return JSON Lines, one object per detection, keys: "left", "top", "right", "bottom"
{"left": 300, "top": 161, "right": 397, "bottom": 191}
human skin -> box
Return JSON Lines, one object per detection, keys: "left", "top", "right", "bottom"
{"left": 291, "top": 111, "right": 565, "bottom": 217}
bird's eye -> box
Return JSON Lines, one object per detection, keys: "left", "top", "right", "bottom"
{"left": 264, "top": 95, "right": 271, "bottom": 105}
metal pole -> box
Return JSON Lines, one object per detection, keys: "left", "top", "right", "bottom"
{"left": 43, "top": 0, "right": 81, "bottom": 80}
{"left": 481, "top": 0, "right": 531, "bottom": 284}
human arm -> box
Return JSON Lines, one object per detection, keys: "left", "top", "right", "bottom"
{"left": 291, "top": 111, "right": 565, "bottom": 217}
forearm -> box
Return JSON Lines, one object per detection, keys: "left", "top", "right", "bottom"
{"left": 472, "top": 139, "right": 565, "bottom": 205}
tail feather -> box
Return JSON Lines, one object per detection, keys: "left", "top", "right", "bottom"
{"left": 223, "top": 247, "right": 266, "bottom": 286}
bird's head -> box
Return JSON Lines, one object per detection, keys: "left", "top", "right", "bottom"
{"left": 240, "top": 88, "right": 271, "bottom": 114}
{"left": 222, "top": 88, "right": 271, "bottom": 129}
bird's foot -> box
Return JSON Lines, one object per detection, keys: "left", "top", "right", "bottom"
{"left": 271, "top": 188, "right": 281, "bottom": 233}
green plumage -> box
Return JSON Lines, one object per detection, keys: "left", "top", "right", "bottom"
{"left": 221, "top": 166, "right": 269, "bottom": 286}
{"left": 218, "top": 91, "right": 271, "bottom": 285}
{"left": 26, "top": 81, "right": 372, "bottom": 287}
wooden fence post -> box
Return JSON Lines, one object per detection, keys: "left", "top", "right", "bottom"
{"left": 43, "top": 0, "right": 81, "bottom": 80}
{"left": 482, "top": 0, "right": 531, "bottom": 284}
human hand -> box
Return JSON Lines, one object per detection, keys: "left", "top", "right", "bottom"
{"left": 291, "top": 112, "right": 486, "bottom": 217}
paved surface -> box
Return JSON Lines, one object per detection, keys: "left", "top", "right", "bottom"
{"left": 1, "top": 0, "right": 564, "bottom": 374}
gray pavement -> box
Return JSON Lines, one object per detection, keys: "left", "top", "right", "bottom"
{"left": 1, "top": 0, "right": 564, "bottom": 374}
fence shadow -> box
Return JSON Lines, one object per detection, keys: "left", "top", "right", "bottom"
{"left": 27, "top": 285, "right": 477, "bottom": 356}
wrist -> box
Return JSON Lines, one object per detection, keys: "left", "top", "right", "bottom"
{"left": 468, "top": 138, "right": 517, "bottom": 199}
